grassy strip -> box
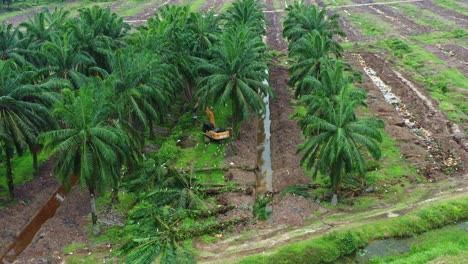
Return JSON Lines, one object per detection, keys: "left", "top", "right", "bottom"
{"left": 0, "top": 151, "right": 49, "bottom": 199}
{"left": 409, "top": 29, "right": 467, "bottom": 45}
{"left": 347, "top": 12, "right": 390, "bottom": 37}
{"left": 190, "top": 0, "right": 206, "bottom": 11}
{"left": 395, "top": 3, "right": 457, "bottom": 31}
{"left": 239, "top": 198, "right": 468, "bottom": 263}
{"left": 370, "top": 223, "right": 467, "bottom": 263}
{"left": 432, "top": 0, "right": 468, "bottom": 17}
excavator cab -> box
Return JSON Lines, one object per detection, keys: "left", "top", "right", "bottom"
{"left": 203, "top": 107, "right": 231, "bottom": 143}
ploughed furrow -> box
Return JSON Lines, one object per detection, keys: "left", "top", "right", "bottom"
{"left": 349, "top": 52, "right": 467, "bottom": 180}
{"left": 412, "top": 0, "right": 468, "bottom": 28}
{"left": 421, "top": 44, "right": 468, "bottom": 77}
{"left": 199, "top": 0, "right": 225, "bottom": 12}
{"left": 351, "top": 0, "right": 431, "bottom": 36}
{"left": 124, "top": 0, "right": 180, "bottom": 26}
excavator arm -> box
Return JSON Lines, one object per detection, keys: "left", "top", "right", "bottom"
{"left": 205, "top": 107, "right": 216, "bottom": 128}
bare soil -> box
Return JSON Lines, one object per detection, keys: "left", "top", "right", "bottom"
{"left": 14, "top": 186, "right": 90, "bottom": 264}
{"left": 0, "top": 160, "right": 58, "bottom": 258}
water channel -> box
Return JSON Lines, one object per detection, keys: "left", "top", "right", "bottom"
{"left": 256, "top": 76, "right": 273, "bottom": 218}
{"left": 0, "top": 178, "right": 76, "bottom": 264}
{"left": 336, "top": 221, "right": 467, "bottom": 263}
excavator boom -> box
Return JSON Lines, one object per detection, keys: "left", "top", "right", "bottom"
{"left": 205, "top": 107, "right": 216, "bottom": 128}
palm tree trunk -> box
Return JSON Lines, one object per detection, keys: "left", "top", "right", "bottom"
{"left": 148, "top": 118, "right": 155, "bottom": 140}
{"left": 111, "top": 187, "right": 119, "bottom": 205}
{"left": 232, "top": 103, "right": 241, "bottom": 138}
{"left": 89, "top": 187, "right": 100, "bottom": 235}
{"left": 32, "top": 151, "right": 38, "bottom": 177}
{"left": 6, "top": 150, "right": 14, "bottom": 199}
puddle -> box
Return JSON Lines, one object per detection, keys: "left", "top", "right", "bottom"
{"left": 256, "top": 76, "right": 273, "bottom": 217}
{"left": 0, "top": 178, "right": 76, "bottom": 264}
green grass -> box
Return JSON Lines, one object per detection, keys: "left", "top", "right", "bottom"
{"left": 432, "top": 0, "right": 468, "bottom": 16}
{"left": 190, "top": 0, "right": 206, "bottom": 11}
{"left": 239, "top": 198, "right": 468, "bottom": 264}
{"left": 347, "top": 13, "right": 390, "bottom": 37}
{"left": 395, "top": 3, "right": 457, "bottom": 31}
{"left": 370, "top": 223, "right": 467, "bottom": 263}
{"left": 0, "top": 151, "right": 49, "bottom": 200}
{"left": 367, "top": 132, "right": 419, "bottom": 186}
{"left": 410, "top": 29, "right": 467, "bottom": 44}
{"left": 63, "top": 243, "right": 88, "bottom": 254}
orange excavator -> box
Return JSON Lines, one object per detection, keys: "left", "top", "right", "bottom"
{"left": 202, "top": 107, "right": 231, "bottom": 143}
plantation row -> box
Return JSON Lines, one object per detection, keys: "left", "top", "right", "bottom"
{"left": 283, "top": 2, "right": 383, "bottom": 205}
{"left": 0, "top": 0, "right": 272, "bottom": 262}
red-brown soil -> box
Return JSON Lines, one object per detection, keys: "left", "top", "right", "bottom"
{"left": 0, "top": 160, "right": 59, "bottom": 259}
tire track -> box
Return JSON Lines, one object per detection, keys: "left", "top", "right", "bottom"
{"left": 349, "top": 52, "right": 467, "bottom": 179}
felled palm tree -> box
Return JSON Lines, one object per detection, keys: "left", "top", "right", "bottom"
{"left": 196, "top": 26, "right": 272, "bottom": 136}
{"left": 288, "top": 32, "right": 343, "bottom": 97}
{"left": 283, "top": 2, "right": 344, "bottom": 43}
{"left": 39, "top": 86, "right": 132, "bottom": 233}
{"left": 299, "top": 88, "right": 383, "bottom": 205}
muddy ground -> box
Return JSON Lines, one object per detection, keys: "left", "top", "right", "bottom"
{"left": 1, "top": 0, "right": 467, "bottom": 262}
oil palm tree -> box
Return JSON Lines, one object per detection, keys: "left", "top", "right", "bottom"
{"left": 189, "top": 11, "right": 221, "bottom": 58}
{"left": 19, "top": 8, "right": 67, "bottom": 45}
{"left": 38, "top": 33, "right": 95, "bottom": 89}
{"left": 196, "top": 26, "right": 271, "bottom": 137}
{"left": 0, "top": 60, "right": 54, "bottom": 198}
{"left": 0, "top": 23, "right": 29, "bottom": 64}
{"left": 297, "top": 61, "right": 366, "bottom": 110}
{"left": 39, "top": 86, "right": 132, "bottom": 233}
{"left": 288, "top": 32, "right": 343, "bottom": 97}
{"left": 147, "top": 5, "right": 199, "bottom": 103}
{"left": 102, "top": 49, "right": 173, "bottom": 138}
{"left": 299, "top": 88, "right": 383, "bottom": 205}
{"left": 283, "top": 2, "right": 344, "bottom": 43}
{"left": 67, "top": 6, "right": 129, "bottom": 71}
{"left": 222, "top": 0, "right": 266, "bottom": 35}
